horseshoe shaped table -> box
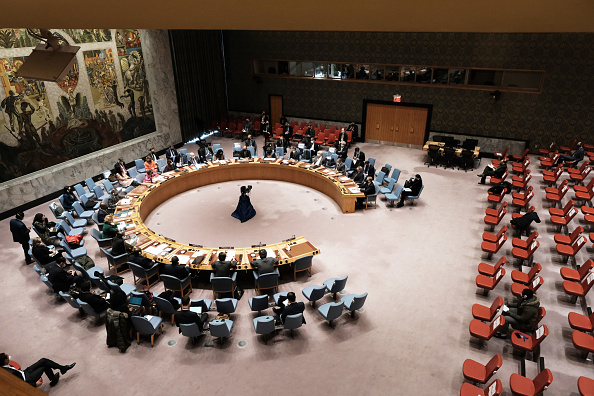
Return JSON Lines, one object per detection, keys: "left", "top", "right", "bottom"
{"left": 114, "top": 157, "right": 364, "bottom": 271}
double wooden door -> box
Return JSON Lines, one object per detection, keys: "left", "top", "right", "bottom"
{"left": 365, "top": 103, "right": 428, "bottom": 146}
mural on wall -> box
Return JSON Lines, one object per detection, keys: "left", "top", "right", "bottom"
{"left": 0, "top": 29, "right": 156, "bottom": 183}
{"left": 0, "top": 29, "right": 41, "bottom": 49}
{"left": 63, "top": 29, "right": 112, "bottom": 44}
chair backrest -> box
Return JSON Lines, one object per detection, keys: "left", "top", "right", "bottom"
{"left": 527, "top": 263, "right": 543, "bottom": 280}
{"left": 180, "top": 323, "right": 201, "bottom": 338}
{"left": 294, "top": 255, "right": 313, "bottom": 272}
{"left": 215, "top": 298, "right": 237, "bottom": 314}
{"left": 33, "top": 264, "right": 44, "bottom": 276}
{"left": 485, "top": 354, "right": 503, "bottom": 379}
{"left": 531, "top": 325, "right": 549, "bottom": 348}
{"left": 128, "top": 167, "right": 138, "bottom": 179}
{"left": 179, "top": 148, "right": 188, "bottom": 155}
{"left": 209, "top": 319, "right": 232, "bottom": 338}
{"left": 375, "top": 171, "right": 385, "bottom": 184}
{"left": 579, "top": 259, "right": 594, "bottom": 278}
{"left": 131, "top": 316, "right": 154, "bottom": 334}
{"left": 283, "top": 313, "right": 304, "bottom": 330}
{"left": 572, "top": 235, "right": 587, "bottom": 254}
{"left": 495, "top": 225, "right": 508, "bottom": 239}
{"left": 492, "top": 256, "right": 506, "bottom": 272}
{"left": 368, "top": 158, "right": 376, "bottom": 167}
{"left": 64, "top": 211, "right": 78, "bottom": 227}
{"left": 74, "top": 184, "right": 87, "bottom": 199}
{"left": 247, "top": 146, "right": 255, "bottom": 157}
{"left": 348, "top": 293, "right": 368, "bottom": 311}
{"left": 129, "top": 262, "right": 150, "bottom": 279}
{"left": 91, "top": 227, "right": 104, "bottom": 241}
{"left": 58, "top": 220, "right": 71, "bottom": 235}
{"left": 323, "top": 301, "right": 345, "bottom": 321}
{"left": 213, "top": 143, "right": 222, "bottom": 153}
{"left": 59, "top": 291, "right": 81, "bottom": 309}
{"left": 153, "top": 295, "right": 176, "bottom": 314}
{"left": 489, "top": 296, "right": 504, "bottom": 317}
{"left": 532, "top": 369, "right": 553, "bottom": 394}
{"left": 85, "top": 178, "right": 97, "bottom": 191}
{"left": 103, "top": 180, "right": 114, "bottom": 193}
{"left": 392, "top": 184, "right": 404, "bottom": 199}
{"left": 410, "top": 185, "right": 424, "bottom": 199}
{"left": 276, "top": 147, "right": 284, "bottom": 158}
{"left": 328, "top": 275, "right": 348, "bottom": 293}
{"left": 524, "top": 231, "right": 539, "bottom": 246}
{"left": 77, "top": 299, "right": 100, "bottom": 316}
{"left": 344, "top": 157, "right": 353, "bottom": 170}
{"left": 160, "top": 274, "right": 184, "bottom": 290}
{"left": 211, "top": 276, "right": 234, "bottom": 292}
{"left": 91, "top": 212, "right": 103, "bottom": 228}
{"left": 73, "top": 201, "right": 86, "bottom": 216}
{"left": 135, "top": 159, "right": 145, "bottom": 172}
{"left": 249, "top": 295, "right": 269, "bottom": 311}
{"left": 93, "top": 185, "right": 105, "bottom": 199}
{"left": 257, "top": 272, "right": 279, "bottom": 289}
{"left": 390, "top": 168, "right": 401, "bottom": 183}
{"left": 489, "top": 315, "right": 504, "bottom": 334}
{"left": 157, "top": 158, "right": 166, "bottom": 172}
{"left": 384, "top": 178, "right": 396, "bottom": 192}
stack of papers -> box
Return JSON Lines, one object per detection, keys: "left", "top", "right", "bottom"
{"left": 263, "top": 158, "right": 276, "bottom": 161}
{"left": 145, "top": 243, "right": 169, "bottom": 255}
{"left": 349, "top": 187, "right": 360, "bottom": 193}
{"left": 176, "top": 255, "right": 191, "bottom": 264}
{"left": 266, "top": 248, "right": 276, "bottom": 258}
{"left": 339, "top": 176, "right": 350, "bottom": 181}
{"left": 119, "top": 198, "right": 132, "bottom": 205}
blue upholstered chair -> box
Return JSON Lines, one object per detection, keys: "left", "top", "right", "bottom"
{"left": 40, "top": 275, "right": 55, "bottom": 293}
{"left": 85, "top": 177, "right": 101, "bottom": 193}
{"left": 365, "top": 183, "right": 380, "bottom": 209}
{"left": 127, "top": 167, "right": 139, "bottom": 179}
{"left": 368, "top": 157, "right": 376, "bottom": 167}
{"left": 385, "top": 184, "right": 404, "bottom": 207}
{"left": 180, "top": 323, "right": 203, "bottom": 345}
{"left": 49, "top": 202, "right": 68, "bottom": 220}
{"left": 59, "top": 291, "right": 82, "bottom": 310}
{"left": 76, "top": 299, "right": 107, "bottom": 324}
{"left": 376, "top": 163, "right": 392, "bottom": 178}
{"left": 273, "top": 291, "right": 289, "bottom": 305}
{"left": 32, "top": 264, "right": 45, "bottom": 276}
{"left": 64, "top": 211, "right": 87, "bottom": 228}
{"left": 80, "top": 195, "right": 100, "bottom": 211}
{"left": 407, "top": 185, "right": 424, "bottom": 205}
{"left": 323, "top": 275, "right": 348, "bottom": 300}
{"left": 341, "top": 292, "right": 368, "bottom": 318}
{"left": 129, "top": 262, "right": 160, "bottom": 290}
{"left": 160, "top": 274, "right": 192, "bottom": 297}
{"left": 210, "top": 272, "right": 237, "bottom": 299}
{"left": 215, "top": 298, "right": 238, "bottom": 314}
{"left": 275, "top": 146, "right": 284, "bottom": 158}
{"left": 292, "top": 255, "right": 313, "bottom": 281}
{"left": 93, "top": 185, "right": 106, "bottom": 200}
{"left": 131, "top": 315, "right": 163, "bottom": 347}
{"left": 209, "top": 318, "right": 233, "bottom": 346}
{"left": 253, "top": 268, "right": 280, "bottom": 294}
{"left": 74, "top": 183, "right": 94, "bottom": 200}
{"left": 91, "top": 228, "right": 112, "bottom": 249}
{"left": 283, "top": 313, "right": 304, "bottom": 338}
{"left": 60, "top": 239, "right": 87, "bottom": 263}
{"left": 107, "top": 280, "right": 137, "bottom": 297}
{"left": 379, "top": 178, "right": 396, "bottom": 195}
{"left": 100, "top": 247, "right": 129, "bottom": 274}
{"left": 373, "top": 171, "right": 386, "bottom": 186}
{"left": 301, "top": 285, "right": 326, "bottom": 307}
{"left": 153, "top": 295, "right": 180, "bottom": 325}
{"left": 58, "top": 220, "right": 83, "bottom": 236}
{"left": 318, "top": 301, "right": 345, "bottom": 327}
{"left": 384, "top": 168, "right": 401, "bottom": 186}
{"left": 91, "top": 212, "right": 104, "bottom": 231}
{"left": 134, "top": 159, "right": 146, "bottom": 173}
{"left": 73, "top": 262, "right": 105, "bottom": 289}
{"left": 157, "top": 158, "right": 167, "bottom": 173}
{"left": 248, "top": 295, "right": 270, "bottom": 315}
{"left": 253, "top": 316, "right": 276, "bottom": 344}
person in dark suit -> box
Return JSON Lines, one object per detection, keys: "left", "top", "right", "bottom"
{"left": 174, "top": 296, "right": 208, "bottom": 332}
{"left": 251, "top": 249, "right": 278, "bottom": 275}
{"left": 282, "top": 122, "right": 292, "bottom": 140}
{"left": 288, "top": 147, "right": 301, "bottom": 161}
{"left": 61, "top": 186, "right": 77, "bottom": 211}
{"left": 557, "top": 141, "right": 584, "bottom": 165}
{"left": 477, "top": 161, "right": 507, "bottom": 185}
{"left": 161, "top": 256, "right": 189, "bottom": 280}
{"left": 10, "top": 211, "right": 32, "bottom": 264}
{"left": 261, "top": 121, "right": 271, "bottom": 142}
{"left": 1, "top": 352, "right": 75, "bottom": 388}
{"left": 352, "top": 147, "right": 365, "bottom": 168}
{"left": 188, "top": 152, "right": 200, "bottom": 167}
{"left": 336, "top": 141, "right": 348, "bottom": 160}
{"left": 308, "top": 140, "right": 320, "bottom": 155}
{"left": 397, "top": 174, "right": 423, "bottom": 208}
{"left": 337, "top": 128, "right": 349, "bottom": 146}
{"left": 244, "top": 134, "right": 256, "bottom": 148}
{"left": 277, "top": 136, "right": 289, "bottom": 152}
{"left": 48, "top": 257, "right": 82, "bottom": 292}
{"left": 148, "top": 147, "right": 158, "bottom": 163}
{"left": 129, "top": 247, "right": 155, "bottom": 269}
{"left": 211, "top": 252, "right": 237, "bottom": 277}
{"left": 97, "top": 202, "right": 109, "bottom": 224}
{"left": 346, "top": 122, "right": 358, "bottom": 139}
{"left": 279, "top": 115, "right": 287, "bottom": 126}
{"left": 165, "top": 145, "right": 179, "bottom": 165}
{"left": 272, "top": 292, "right": 306, "bottom": 324}
{"left": 356, "top": 176, "right": 376, "bottom": 208}
{"left": 312, "top": 151, "right": 325, "bottom": 167}
{"left": 75, "top": 281, "right": 109, "bottom": 313}
{"left": 110, "top": 233, "right": 127, "bottom": 256}
{"left": 352, "top": 166, "right": 365, "bottom": 185}
{"left": 335, "top": 158, "right": 347, "bottom": 175}
{"left": 260, "top": 111, "right": 269, "bottom": 126}
{"left": 239, "top": 146, "right": 251, "bottom": 159}
{"left": 305, "top": 124, "right": 315, "bottom": 139}
{"left": 31, "top": 237, "right": 62, "bottom": 265}
{"left": 363, "top": 160, "right": 375, "bottom": 179}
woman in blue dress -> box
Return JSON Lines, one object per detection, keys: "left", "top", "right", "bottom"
{"left": 231, "top": 185, "right": 256, "bottom": 223}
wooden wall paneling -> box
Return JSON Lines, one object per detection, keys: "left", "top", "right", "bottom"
{"left": 269, "top": 95, "right": 283, "bottom": 126}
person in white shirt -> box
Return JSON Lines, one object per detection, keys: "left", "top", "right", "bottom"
{"left": 1, "top": 352, "right": 75, "bottom": 388}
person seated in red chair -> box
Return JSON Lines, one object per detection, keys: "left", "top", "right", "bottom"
{"left": 1, "top": 352, "right": 75, "bottom": 388}
{"left": 477, "top": 160, "right": 507, "bottom": 185}
{"left": 273, "top": 292, "right": 306, "bottom": 325}
{"left": 556, "top": 141, "right": 584, "bottom": 165}
{"left": 396, "top": 174, "right": 423, "bottom": 208}
{"left": 494, "top": 289, "right": 540, "bottom": 339}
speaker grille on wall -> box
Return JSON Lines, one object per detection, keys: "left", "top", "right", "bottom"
{"left": 16, "top": 43, "right": 80, "bottom": 82}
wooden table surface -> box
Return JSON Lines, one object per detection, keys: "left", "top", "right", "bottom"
{"left": 114, "top": 158, "right": 364, "bottom": 270}
{"left": 423, "top": 141, "right": 480, "bottom": 157}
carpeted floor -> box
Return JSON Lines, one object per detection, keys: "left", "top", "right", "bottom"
{"left": 1, "top": 136, "right": 592, "bottom": 395}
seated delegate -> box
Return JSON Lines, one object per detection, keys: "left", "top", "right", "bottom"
{"left": 160, "top": 255, "right": 189, "bottom": 280}
{"left": 211, "top": 252, "right": 237, "bottom": 277}
{"left": 1, "top": 352, "right": 75, "bottom": 388}
{"left": 477, "top": 161, "right": 507, "bottom": 185}
{"left": 396, "top": 174, "right": 423, "bottom": 208}
{"left": 272, "top": 291, "right": 306, "bottom": 325}
{"left": 174, "top": 296, "right": 208, "bottom": 333}
{"left": 251, "top": 249, "right": 278, "bottom": 275}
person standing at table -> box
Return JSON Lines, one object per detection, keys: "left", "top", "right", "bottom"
{"left": 10, "top": 211, "right": 32, "bottom": 264}
{"left": 251, "top": 249, "right": 278, "bottom": 275}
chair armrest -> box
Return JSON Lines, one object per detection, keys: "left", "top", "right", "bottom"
{"left": 231, "top": 272, "right": 238, "bottom": 281}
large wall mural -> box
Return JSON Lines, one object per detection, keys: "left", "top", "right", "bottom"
{"left": 0, "top": 29, "right": 156, "bottom": 183}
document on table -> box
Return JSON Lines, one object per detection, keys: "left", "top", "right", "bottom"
{"left": 119, "top": 198, "right": 132, "bottom": 205}
{"left": 339, "top": 176, "right": 350, "bottom": 181}
{"left": 191, "top": 249, "right": 210, "bottom": 257}
{"left": 263, "top": 158, "right": 276, "bottom": 161}
{"left": 266, "top": 248, "right": 276, "bottom": 258}
{"left": 225, "top": 250, "right": 236, "bottom": 259}
{"left": 349, "top": 187, "right": 360, "bottom": 193}
{"left": 177, "top": 255, "right": 191, "bottom": 265}
{"left": 145, "top": 243, "right": 169, "bottom": 255}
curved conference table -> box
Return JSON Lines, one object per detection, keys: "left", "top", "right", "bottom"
{"left": 114, "top": 158, "right": 364, "bottom": 271}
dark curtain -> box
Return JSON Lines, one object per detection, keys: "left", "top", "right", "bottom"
{"left": 169, "top": 30, "right": 228, "bottom": 142}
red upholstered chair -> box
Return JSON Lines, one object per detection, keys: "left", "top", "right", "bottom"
{"left": 487, "top": 188, "right": 506, "bottom": 206}
{"left": 481, "top": 234, "right": 507, "bottom": 260}
{"left": 476, "top": 268, "right": 506, "bottom": 294}
{"left": 469, "top": 315, "right": 505, "bottom": 341}
{"left": 512, "top": 231, "right": 538, "bottom": 249}
{"left": 253, "top": 120, "right": 261, "bottom": 134}
{"left": 483, "top": 225, "right": 508, "bottom": 243}
{"left": 490, "top": 170, "right": 508, "bottom": 185}
{"left": 538, "top": 141, "right": 555, "bottom": 156}
{"left": 292, "top": 130, "right": 304, "bottom": 143}
{"left": 314, "top": 127, "right": 320, "bottom": 137}
{"left": 460, "top": 379, "right": 503, "bottom": 396}
{"left": 510, "top": 206, "right": 535, "bottom": 237}
{"left": 544, "top": 178, "right": 568, "bottom": 195}
{"left": 325, "top": 133, "right": 336, "bottom": 146}
{"left": 299, "top": 121, "right": 306, "bottom": 129}
{"left": 551, "top": 205, "right": 578, "bottom": 233}
{"left": 540, "top": 152, "right": 559, "bottom": 169}
{"left": 545, "top": 181, "right": 569, "bottom": 208}
{"left": 549, "top": 198, "right": 574, "bottom": 217}
{"left": 234, "top": 122, "right": 244, "bottom": 137}
{"left": 574, "top": 178, "right": 594, "bottom": 193}
{"left": 346, "top": 131, "right": 352, "bottom": 143}
{"left": 472, "top": 296, "right": 504, "bottom": 322}
{"left": 542, "top": 163, "right": 563, "bottom": 185}
{"left": 510, "top": 369, "right": 553, "bottom": 396}
{"left": 556, "top": 234, "right": 587, "bottom": 264}
{"left": 511, "top": 324, "right": 548, "bottom": 354}
{"left": 512, "top": 240, "right": 540, "bottom": 266}
{"left": 569, "top": 160, "right": 590, "bottom": 174}
{"left": 560, "top": 138, "right": 577, "bottom": 153}
{"left": 512, "top": 263, "right": 542, "bottom": 284}
{"left": 463, "top": 354, "right": 503, "bottom": 384}
{"left": 561, "top": 259, "right": 594, "bottom": 282}
{"left": 572, "top": 330, "right": 594, "bottom": 357}
{"left": 494, "top": 146, "right": 509, "bottom": 160}
{"left": 227, "top": 121, "right": 236, "bottom": 137}
{"left": 290, "top": 120, "right": 298, "bottom": 127}
{"left": 315, "top": 131, "right": 326, "bottom": 144}
{"left": 512, "top": 148, "right": 530, "bottom": 162}
{"left": 319, "top": 123, "right": 327, "bottom": 131}
{"left": 563, "top": 273, "right": 594, "bottom": 302}
{"left": 478, "top": 256, "right": 507, "bottom": 277}
{"left": 486, "top": 201, "right": 507, "bottom": 217}
{"left": 569, "top": 309, "right": 594, "bottom": 332}
{"left": 484, "top": 202, "right": 507, "bottom": 231}
{"left": 511, "top": 275, "right": 543, "bottom": 297}
{"left": 512, "top": 170, "right": 532, "bottom": 191}
{"left": 274, "top": 122, "right": 281, "bottom": 129}
{"left": 575, "top": 187, "right": 594, "bottom": 207}
{"left": 512, "top": 186, "right": 534, "bottom": 212}
{"left": 273, "top": 128, "right": 283, "bottom": 139}
{"left": 570, "top": 162, "right": 591, "bottom": 186}
{"left": 578, "top": 376, "right": 594, "bottom": 396}
{"left": 512, "top": 157, "right": 531, "bottom": 174}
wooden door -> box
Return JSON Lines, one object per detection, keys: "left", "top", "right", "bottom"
{"left": 269, "top": 95, "right": 283, "bottom": 126}
{"left": 364, "top": 103, "right": 428, "bottom": 146}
